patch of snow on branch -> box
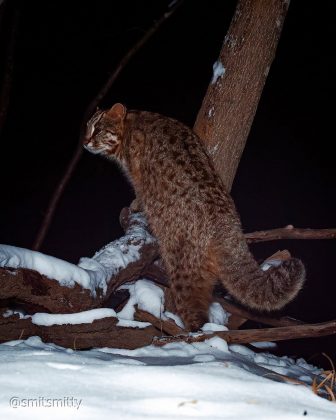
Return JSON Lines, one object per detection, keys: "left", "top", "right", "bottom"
{"left": 31, "top": 308, "right": 117, "bottom": 326}
{"left": 201, "top": 323, "right": 227, "bottom": 332}
{"left": 0, "top": 244, "right": 93, "bottom": 290}
{"left": 208, "top": 106, "right": 215, "bottom": 118}
{"left": 0, "top": 213, "right": 155, "bottom": 297}
{"left": 164, "top": 311, "right": 184, "bottom": 328}
{"left": 211, "top": 60, "right": 225, "bottom": 84}
{"left": 116, "top": 319, "right": 151, "bottom": 329}
{"left": 118, "top": 281, "right": 230, "bottom": 332}
{"left": 209, "top": 302, "right": 230, "bottom": 326}
{"left": 3, "top": 305, "right": 151, "bottom": 329}
{"left": 118, "top": 279, "right": 164, "bottom": 320}
{"left": 78, "top": 212, "right": 155, "bottom": 295}
{"left": 261, "top": 258, "right": 282, "bottom": 271}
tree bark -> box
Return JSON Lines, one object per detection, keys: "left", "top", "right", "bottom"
{"left": 194, "top": 0, "right": 290, "bottom": 190}
{"left": 0, "top": 267, "right": 101, "bottom": 313}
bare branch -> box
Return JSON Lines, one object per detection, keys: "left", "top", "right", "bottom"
{"left": 32, "top": 1, "right": 184, "bottom": 250}
{"left": 216, "top": 297, "right": 304, "bottom": 328}
{"left": 135, "top": 308, "right": 186, "bottom": 336}
{"left": 245, "top": 225, "right": 336, "bottom": 243}
{"left": 153, "top": 320, "right": 336, "bottom": 346}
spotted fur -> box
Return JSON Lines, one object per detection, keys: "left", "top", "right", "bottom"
{"left": 84, "top": 103, "right": 306, "bottom": 331}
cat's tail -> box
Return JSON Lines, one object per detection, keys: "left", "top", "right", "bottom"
{"left": 220, "top": 256, "right": 306, "bottom": 312}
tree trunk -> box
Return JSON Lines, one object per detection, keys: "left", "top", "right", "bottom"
{"left": 194, "top": 0, "right": 290, "bottom": 190}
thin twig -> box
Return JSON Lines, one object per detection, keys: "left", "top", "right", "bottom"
{"left": 32, "top": 1, "right": 184, "bottom": 250}
{"left": 245, "top": 225, "right": 336, "bottom": 243}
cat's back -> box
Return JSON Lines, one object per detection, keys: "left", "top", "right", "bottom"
{"left": 127, "top": 111, "right": 239, "bottom": 239}
{"left": 129, "top": 111, "right": 222, "bottom": 189}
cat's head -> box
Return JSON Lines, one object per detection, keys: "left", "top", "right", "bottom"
{"left": 84, "top": 103, "right": 127, "bottom": 159}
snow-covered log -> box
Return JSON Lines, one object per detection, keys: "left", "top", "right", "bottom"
{"left": 0, "top": 308, "right": 157, "bottom": 350}
{"left": 0, "top": 210, "right": 157, "bottom": 313}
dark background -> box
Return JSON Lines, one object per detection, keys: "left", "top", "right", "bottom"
{"left": 0, "top": 1, "right": 335, "bottom": 365}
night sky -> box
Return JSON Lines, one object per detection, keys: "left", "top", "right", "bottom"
{"left": 0, "top": 1, "right": 335, "bottom": 362}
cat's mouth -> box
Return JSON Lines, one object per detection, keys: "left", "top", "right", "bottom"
{"left": 84, "top": 142, "right": 114, "bottom": 156}
{"left": 83, "top": 142, "right": 102, "bottom": 154}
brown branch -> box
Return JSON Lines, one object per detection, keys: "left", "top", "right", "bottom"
{"left": 105, "top": 242, "right": 159, "bottom": 296}
{"left": 194, "top": 0, "right": 290, "bottom": 190}
{"left": 32, "top": 1, "right": 184, "bottom": 251}
{"left": 153, "top": 320, "right": 336, "bottom": 346}
{"left": 245, "top": 225, "right": 336, "bottom": 243}
{"left": 216, "top": 297, "right": 304, "bottom": 328}
{"left": 135, "top": 308, "right": 186, "bottom": 336}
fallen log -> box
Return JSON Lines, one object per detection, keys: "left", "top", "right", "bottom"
{"left": 0, "top": 267, "right": 100, "bottom": 313}
{"left": 0, "top": 311, "right": 158, "bottom": 350}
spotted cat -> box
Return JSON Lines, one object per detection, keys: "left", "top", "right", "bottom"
{"left": 84, "top": 103, "right": 305, "bottom": 331}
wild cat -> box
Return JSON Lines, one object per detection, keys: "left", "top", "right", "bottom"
{"left": 84, "top": 103, "right": 305, "bottom": 331}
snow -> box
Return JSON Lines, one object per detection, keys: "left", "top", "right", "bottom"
{"left": 0, "top": 213, "right": 154, "bottom": 297}
{"left": 208, "top": 106, "right": 215, "bottom": 117}
{"left": 118, "top": 279, "right": 164, "bottom": 320}
{"left": 208, "top": 142, "right": 220, "bottom": 157}
{"left": 211, "top": 60, "right": 225, "bottom": 84}
{"left": 0, "top": 336, "right": 336, "bottom": 419}
{"left": 78, "top": 213, "right": 154, "bottom": 296}
{"left": 209, "top": 301, "right": 230, "bottom": 325}
{"left": 0, "top": 244, "right": 93, "bottom": 291}
{"left": 1, "top": 280, "right": 335, "bottom": 418}
{"left": 201, "top": 322, "right": 228, "bottom": 332}
{"left": 31, "top": 308, "right": 117, "bottom": 326}
{"left": 116, "top": 319, "right": 151, "bottom": 329}
{"left": 260, "top": 258, "right": 282, "bottom": 271}
{"left": 1, "top": 224, "right": 336, "bottom": 417}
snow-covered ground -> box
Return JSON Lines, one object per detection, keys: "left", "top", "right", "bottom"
{"left": 1, "top": 335, "right": 336, "bottom": 419}
{"left": 1, "top": 240, "right": 336, "bottom": 418}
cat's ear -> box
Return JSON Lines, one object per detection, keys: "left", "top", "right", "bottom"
{"left": 106, "top": 103, "right": 126, "bottom": 121}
